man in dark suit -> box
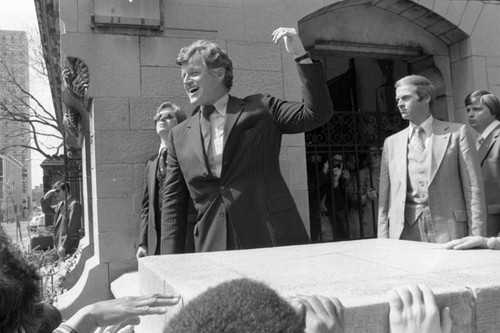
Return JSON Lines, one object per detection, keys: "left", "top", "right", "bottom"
{"left": 465, "top": 90, "right": 500, "bottom": 237}
{"left": 161, "top": 27, "right": 333, "bottom": 253}
{"left": 136, "top": 102, "right": 190, "bottom": 258}
{"left": 41, "top": 180, "right": 82, "bottom": 258}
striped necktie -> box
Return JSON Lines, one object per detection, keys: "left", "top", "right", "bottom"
{"left": 412, "top": 126, "right": 425, "bottom": 152}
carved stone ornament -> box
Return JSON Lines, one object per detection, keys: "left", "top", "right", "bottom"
{"left": 61, "top": 57, "right": 91, "bottom": 150}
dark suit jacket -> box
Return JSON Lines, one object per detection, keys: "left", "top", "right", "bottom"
{"left": 41, "top": 195, "right": 82, "bottom": 254}
{"left": 478, "top": 123, "right": 500, "bottom": 236}
{"left": 161, "top": 61, "right": 333, "bottom": 254}
{"left": 138, "top": 154, "right": 196, "bottom": 255}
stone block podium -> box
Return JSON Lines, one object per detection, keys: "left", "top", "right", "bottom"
{"left": 137, "top": 238, "right": 500, "bottom": 332}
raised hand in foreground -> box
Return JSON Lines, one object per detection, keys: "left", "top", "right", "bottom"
{"left": 291, "top": 295, "right": 345, "bottom": 333}
{"left": 56, "top": 294, "right": 180, "bottom": 333}
{"left": 388, "top": 285, "right": 451, "bottom": 333}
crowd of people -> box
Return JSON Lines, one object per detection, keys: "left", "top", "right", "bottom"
{"left": 9, "top": 24, "right": 498, "bottom": 332}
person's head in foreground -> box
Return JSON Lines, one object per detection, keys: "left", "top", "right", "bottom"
{"left": 0, "top": 226, "right": 45, "bottom": 333}
{"left": 164, "top": 278, "right": 344, "bottom": 333}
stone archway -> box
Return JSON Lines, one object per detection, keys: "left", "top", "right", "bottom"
{"left": 298, "top": 0, "right": 470, "bottom": 121}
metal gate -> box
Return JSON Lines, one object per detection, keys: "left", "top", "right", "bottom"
{"left": 306, "top": 110, "right": 406, "bottom": 242}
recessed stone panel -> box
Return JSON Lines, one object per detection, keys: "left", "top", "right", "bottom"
{"left": 95, "top": 130, "right": 157, "bottom": 164}
{"left": 93, "top": 98, "right": 130, "bottom": 131}
{"left": 95, "top": 164, "right": 134, "bottom": 198}
{"left": 141, "top": 66, "right": 185, "bottom": 98}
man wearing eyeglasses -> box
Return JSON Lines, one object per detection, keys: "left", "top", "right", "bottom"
{"left": 41, "top": 180, "right": 82, "bottom": 258}
{"left": 136, "top": 102, "right": 195, "bottom": 258}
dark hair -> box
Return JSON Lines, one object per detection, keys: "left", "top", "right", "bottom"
{"left": 52, "top": 180, "right": 70, "bottom": 194}
{"left": 164, "top": 278, "right": 304, "bottom": 333}
{"left": 395, "top": 75, "right": 436, "bottom": 109}
{"left": 154, "top": 102, "right": 187, "bottom": 124}
{"left": 464, "top": 90, "right": 500, "bottom": 119}
{"left": 37, "top": 303, "right": 63, "bottom": 333}
{"left": 176, "top": 40, "right": 234, "bottom": 91}
{"left": 0, "top": 226, "right": 45, "bottom": 333}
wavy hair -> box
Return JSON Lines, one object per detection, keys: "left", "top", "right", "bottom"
{"left": 176, "top": 40, "right": 234, "bottom": 91}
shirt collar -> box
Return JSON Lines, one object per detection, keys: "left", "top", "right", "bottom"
{"left": 409, "top": 116, "right": 433, "bottom": 137}
{"left": 158, "top": 145, "right": 166, "bottom": 155}
{"left": 480, "top": 119, "right": 500, "bottom": 140}
{"left": 212, "top": 93, "right": 229, "bottom": 117}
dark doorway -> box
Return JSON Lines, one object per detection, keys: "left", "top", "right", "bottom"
{"left": 306, "top": 56, "right": 408, "bottom": 242}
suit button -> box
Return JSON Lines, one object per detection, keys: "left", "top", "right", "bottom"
{"left": 220, "top": 186, "right": 225, "bottom": 191}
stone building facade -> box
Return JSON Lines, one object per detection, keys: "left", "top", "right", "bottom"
{"left": 36, "top": 0, "right": 500, "bottom": 315}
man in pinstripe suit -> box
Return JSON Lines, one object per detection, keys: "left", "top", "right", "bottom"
{"left": 160, "top": 27, "right": 333, "bottom": 253}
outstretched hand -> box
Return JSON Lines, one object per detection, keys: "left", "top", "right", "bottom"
{"left": 272, "top": 27, "right": 308, "bottom": 58}
{"left": 388, "top": 285, "right": 452, "bottom": 333}
{"left": 443, "top": 236, "right": 488, "bottom": 250}
{"left": 65, "top": 294, "right": 181, "bottom": 333}
{"left": 291, "top": 295, "right": 345, "bottom": 333}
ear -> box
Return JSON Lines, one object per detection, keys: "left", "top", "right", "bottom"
{"left": 422, "top": 93, "right": 431, "bottom": 104}
{"left": 213, "top": 67, "right": 225, "bottom": 82}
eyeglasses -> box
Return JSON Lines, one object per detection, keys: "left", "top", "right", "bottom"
{"left": 154, "top": 112, "right": 174, "bottom": 122}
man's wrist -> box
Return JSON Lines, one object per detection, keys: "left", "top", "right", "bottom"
{"left": 65, "top": 304, "right": 97, "bottom": 333}
{"left": 294, "top": 51, "right": 311, "bottom": 63}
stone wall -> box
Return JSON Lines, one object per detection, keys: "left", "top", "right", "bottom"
{"left": 55, "top": 0, "right": 500, "bottom": 317}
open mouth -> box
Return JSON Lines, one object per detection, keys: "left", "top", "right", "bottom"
{"left": 187, "top": 86, "right": 199, "bottom": 94}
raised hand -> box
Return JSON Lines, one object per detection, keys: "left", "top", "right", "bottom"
{"left": 65, "top": 294, "right": 181, "bottom": 333}
{"left": 291, "top": 295, "right": 345, "bottom": 333}
{"left": 388, "top": 285, "right": 451, "bottom": 333}
{"left": 271, "top": 27, "right": 308, "bottom": 58}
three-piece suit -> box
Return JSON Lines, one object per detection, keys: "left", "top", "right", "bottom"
{"left": 138, "top": 153, "right": 195, "bottom": 255}
{"left": 378, "top": 118, "right": 487, "bottom": 242}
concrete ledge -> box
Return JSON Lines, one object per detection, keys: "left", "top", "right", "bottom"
{"left": 138, "top": 239, "right": 500, "bottom": 332}
{"left": 62, "top": 238, "right": 94, "bottom": 290}
{"left": 111, "top": 271, "right": 140, "bottom": 298}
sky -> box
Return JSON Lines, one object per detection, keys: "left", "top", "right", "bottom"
{"left": 1, "top": 0, "right": 58, "bottom": 189}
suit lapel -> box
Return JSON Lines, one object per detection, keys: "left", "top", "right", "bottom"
{"left": 395, "top": 128, "right": 409, "bottom": 193}
{"left": 223, "top": 95, "right": 245, "bottom": 147}
{"left": 186, "top": 110, "right": 211, "bottom": 171}
{"left": 429, "top": 119, "right": 450, "bottom": 184}
{"left": 478, "top": 124, "right": 500, "bottom": 165}
{"left": 54, "top": 201, "right": 65, "bottom": 227}
{"left": 149, "top": 156, "right": 159, "bottom": 194}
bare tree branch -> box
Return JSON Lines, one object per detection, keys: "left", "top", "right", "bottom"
{"left": 0, "top": 30, "right": 63, "bottom": 159}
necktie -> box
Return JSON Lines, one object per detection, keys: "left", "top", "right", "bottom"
{"left": 476, "top": 136, "right": 484, "bottom": 150}
{"left": 412, "top": 126, "right": 425, "bottom": 152}
{"left": 159, "top": 147, "right": 167, "bottom": 175}
{"left": 200, "top": 105, "right": 216, "bottom": 161}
